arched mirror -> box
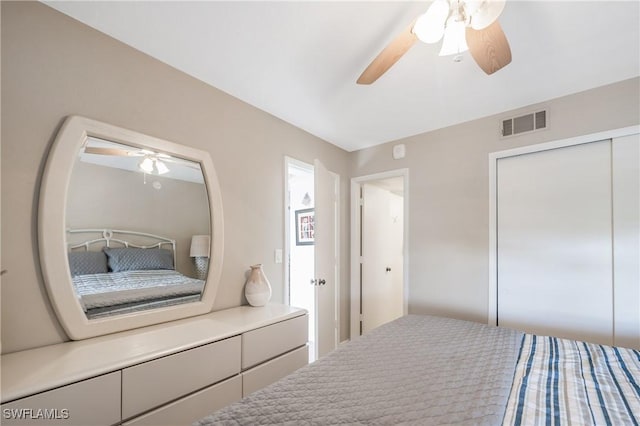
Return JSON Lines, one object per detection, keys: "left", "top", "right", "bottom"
{"left": 39, "top": 116, "right": 224, "bottom": 339}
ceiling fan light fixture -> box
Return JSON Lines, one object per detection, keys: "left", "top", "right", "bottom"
{"left": 463, "top": 0, "right": 483, "bottom": 17}
{"left": 155, "top": 160, "right": 170, "bottom": 175}
{"left": 139, "top": 157, "right": 154, "bottom": 173}
{"left": 469, "top": 0, "right": 505, "bottom": 30}
{"left": 412, "top": 0, "right": 449, "bottom": 43}
{"left": 438, "top": 17, "right": 468, "bottom": 56}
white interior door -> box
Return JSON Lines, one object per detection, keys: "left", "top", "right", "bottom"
{"left": 286, "top": 158, "right": 315, "bottom": 361}
{"left": 361, "top": 184, "right": 404, "bottom": 334}
{"left": 612, "top": 134, "right": 640, "bottom": 348}
{"left": 497, "top": 140, "right": 614, "bottom": 345}
{"left": 313, "top": 159, "right": 338, "bottom": 358}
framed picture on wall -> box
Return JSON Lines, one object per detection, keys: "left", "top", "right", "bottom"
{"left": 295, "top": 208, "right": 315, "bottom": 246}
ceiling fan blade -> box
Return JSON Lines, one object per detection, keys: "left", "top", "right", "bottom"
{"left": 83, "top": 146, "right": 133, "bottom": 156}
{"left": 357, "top": 21, "right": 417, "bottom": 85}
{"left": 163, "top": 157, "right": 202, "bottom": 170}
{"left": 466, "top": 20, "right": 511, "bottom": 75}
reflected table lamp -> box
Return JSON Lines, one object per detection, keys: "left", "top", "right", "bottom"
{"left": 190, "top": 235, "right": 210, "bottom": 280}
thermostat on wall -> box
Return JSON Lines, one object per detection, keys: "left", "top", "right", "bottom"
{"left": 392, "top": 144, "right": 405, "bottom": 160}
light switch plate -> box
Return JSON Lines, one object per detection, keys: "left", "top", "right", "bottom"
{"left": 274, "top": 249, "right": 283, "bottom": 264}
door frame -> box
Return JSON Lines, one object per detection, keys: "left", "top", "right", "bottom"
{"left": 350, "top": 168, "right": 409, "bottom": 339}
{"left": 488, "top": 125, "right": 640, "bottom": 326}
{"left": 283, "top": 156, "right": 313, "bottom": 307}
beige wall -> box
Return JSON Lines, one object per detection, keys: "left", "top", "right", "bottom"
{"left": 67, "top": 161, "right": 209, "bottom": 277}
{"left": 1, "top": 2, "right": 351, "bottom": 353}
{"left": 351, "top": 77, "right": 640, "bottom": 324}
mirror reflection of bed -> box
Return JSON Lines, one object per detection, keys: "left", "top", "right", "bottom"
{"left": 67, "top": 229, "right": 206, "bottom": 319}
{"left": 65, "top": 136, "right": 211, "bottom": 320}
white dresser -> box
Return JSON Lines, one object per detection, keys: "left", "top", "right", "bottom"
{"left": 1, "top": 304, "right": 308, "bottom": 425}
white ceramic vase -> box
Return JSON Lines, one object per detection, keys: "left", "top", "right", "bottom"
{"left": 244, "top": 264, "right": 272, "bottom": 307}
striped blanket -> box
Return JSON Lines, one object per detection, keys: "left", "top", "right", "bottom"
{"left": 503, "top": 334, "right": 640, "bottom": 426}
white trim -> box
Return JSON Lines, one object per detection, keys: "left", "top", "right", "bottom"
{"left": 350, "top": 168, "right": 409, "bottom": 339}
{"left": 349, "top": 180, "right": 361, "bottom": 339}
{"left": 283, "top": 158, "right": 290, "bottom": 306}
{"left": 331, "top": 169, "right": 341, "bottom": 349}
{"left": 488, "top": 125, "right": 640, "bottom": 326}
{"left": 488, "top": 153, "right": 498, "bottom": 326}
{"left": 490, "top": 126, "right": 639, "bottom": 162}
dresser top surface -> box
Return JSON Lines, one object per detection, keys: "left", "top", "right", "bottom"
{"left": 1, "top": 304, "right": 306, "bottom": 403}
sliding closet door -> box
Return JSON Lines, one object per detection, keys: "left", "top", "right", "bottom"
{"left": 497, "top": 140, "right": 613, "bottom": 345}
{"left": 612, "top": 134, "right": 640, "bottom": 349}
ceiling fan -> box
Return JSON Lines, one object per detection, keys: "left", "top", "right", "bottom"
{"left": 82, "top": 138, "right": 199, "bottom": 175}
{"left": 357, "top": 0, "right": 511, "bottom": 84}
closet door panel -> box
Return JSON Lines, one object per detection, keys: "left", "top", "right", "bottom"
{"left": 612, "top": 134, "right": 640, "bottom": 349}
{"left": 497, "top": 140, "right": 613, "bottom": 345}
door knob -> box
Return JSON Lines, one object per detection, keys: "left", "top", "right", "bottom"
{"left": 310, "top": 279, "right": 317, "bottom": 285}
{"left": 318, "top": 279, "right": 326, "bottom": 285}
{"left": 385, "top": 267, "right": 391, "bottom": 272}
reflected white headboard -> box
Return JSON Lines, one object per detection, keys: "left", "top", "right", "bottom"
{"left": 67, "top": 228, "right": 177, "bottom": 270}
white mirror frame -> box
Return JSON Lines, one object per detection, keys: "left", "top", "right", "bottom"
{"left": 39, "top": 115, "right": 224, "bottom": 340}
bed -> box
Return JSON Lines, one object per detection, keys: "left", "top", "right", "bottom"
{"left": 196, "top": 314, "right": 640, "bottom": 425}
{"left": 67, "top": 229, "right": 204, "bottom": 318}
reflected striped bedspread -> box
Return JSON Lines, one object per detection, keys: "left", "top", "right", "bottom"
{"left": 503, "top": 334, "right": 640, "bottom": 426}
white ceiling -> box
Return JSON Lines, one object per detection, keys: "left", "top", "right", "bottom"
{"left": 44, "top": 1, "right": 640, "bottom": 152}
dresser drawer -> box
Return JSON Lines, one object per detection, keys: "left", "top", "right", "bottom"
{"left": 122, "top": 375, "right": 241, "bottom": 426}
{"left": 242, "top": 344, "right": 308, "bottom": 397}
{"left": 0, "top": 371, "right": 120, "bottom": 426}
{"left": 242, "top": 314, "right": 308, "bottom": 369}
{"left": 122, "top": 336, "right": 241, "bottom": 419}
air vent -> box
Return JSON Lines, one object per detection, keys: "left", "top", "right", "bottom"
{"left": 501, "top": 110, "right": 547, "bottom": 138}
{"left": 502, "top": 119, "right": 513, "bottom": 137}
{"left": 535, "top": 111, "right": 546, "bottom": 129}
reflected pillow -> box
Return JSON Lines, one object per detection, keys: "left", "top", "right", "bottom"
{"left": 103, "top": 247, "right": 174, "bottom": 272}
{"left": 68, "top": 251, "right": 109, "bottom": 276}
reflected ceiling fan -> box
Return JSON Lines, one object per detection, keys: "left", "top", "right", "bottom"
{"left": 357, "top": 0, "right": 511, "bottom": 84}
{"left": 83, "top": 139, "right": 199, "bottom": 175}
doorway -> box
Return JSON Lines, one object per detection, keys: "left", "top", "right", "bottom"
{"left": 285, "top": 157, "right": 339, "bottom": 361}
{"left": 350, "top": 169, "right": 409, "bottom": 338}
